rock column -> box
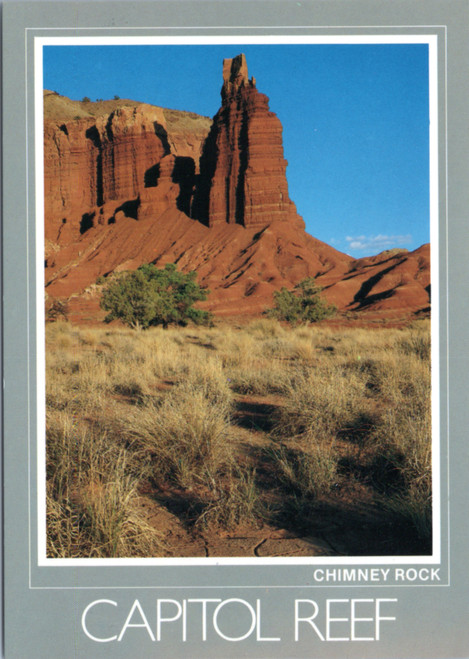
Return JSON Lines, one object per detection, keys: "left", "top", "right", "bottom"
{"left": 196, "top": 53, "right": 302, "bottom": 228}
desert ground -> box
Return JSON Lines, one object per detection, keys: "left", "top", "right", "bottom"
{"left": 46, "top": 317, "right": 431, "bottom": 559}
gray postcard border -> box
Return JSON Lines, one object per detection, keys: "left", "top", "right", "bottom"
{"left": 4, "top": 2, "right": 469, "bottom": 658}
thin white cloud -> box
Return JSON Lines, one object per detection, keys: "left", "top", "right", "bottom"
{"left": 345, "top": 234, "right": 412, "bottom": 252}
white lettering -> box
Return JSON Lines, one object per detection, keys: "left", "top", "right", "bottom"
{"left": 295, "top": 600, "right": 324, "bottom": 641}
{"left": 395, "top": 567, "right": 440, "bottom": 582}
{"left": 82, "top": 599, "right": 118, "bottom": 643}
{"left": 156, "top": 599, "right": 182, "bottom": 641}
{"left": 187, "top": 599, "right": 221, "bottom": 641}
{"left": 213, "top": 598, "right": 256, "bottom": 642}
{"left": 118, "top": 600, "right": 155, "bottom": 642}
{"left": 256, "top": 599, "right": 281, "bottom": 641}
{"left": 375, "top": 599, "right": 397, "bottom": 640}
{"left": 313, "top": 569, "right": 324, "bottom": 582}
{"left": 350, "top": 599, "right": 374, "bottom": 641}
{"left": 326, "top": 599, "right": 349, "bottom": 641}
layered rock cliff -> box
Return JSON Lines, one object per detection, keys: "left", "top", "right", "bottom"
{"left": 44, "top": 93, "right": 211, "bottom": 244}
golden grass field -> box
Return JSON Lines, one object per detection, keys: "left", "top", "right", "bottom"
{"left": 46, "top": 318, "right": 431, "bottom": 558}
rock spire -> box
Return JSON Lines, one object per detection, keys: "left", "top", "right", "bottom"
{"left": 192, "top": 53, "right": 304, "bottom": 228}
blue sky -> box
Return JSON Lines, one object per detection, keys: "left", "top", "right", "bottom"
{"left": 43, "top": 44, "right": 430, "bottom": 257}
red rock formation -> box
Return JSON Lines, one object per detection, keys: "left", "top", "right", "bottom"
{"left": 43, "top": 92, "right": 211, "bottom": 243}
{"left": 44, "top": 117, "right": 99, "bottom": 243}
{"left": 43, "top": 60, "right": 430, "bottom": 324}
{"left": 192, "top": 54, "right": 303, "bottom": 229}
{"left": 96, "top": 105, "right": 169, "bottom": 203}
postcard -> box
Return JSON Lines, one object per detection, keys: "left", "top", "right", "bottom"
{"left": 3, "top": 0, "right": 469, "bottom": 656}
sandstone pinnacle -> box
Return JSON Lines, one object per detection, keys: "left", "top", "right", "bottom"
{"left": 194, "top": 53, "right": 304, "bottom": 229}
{"left": 221, "top": 53, "right": 250, "bottom": 101}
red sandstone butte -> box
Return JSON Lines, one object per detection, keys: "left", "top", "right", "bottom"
{"left": 43, "top": 57, "right": 430, "bottom": 324}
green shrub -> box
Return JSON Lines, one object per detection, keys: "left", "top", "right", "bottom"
{"left": 268, "top": 277, "right": 336, "bottom": 324}
{"left": 100, "top": 263, "right": 212, "bottom": 329}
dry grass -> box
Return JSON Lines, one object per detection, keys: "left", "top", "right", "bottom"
{"left": 120, "top": 382, "right": 233, "bottom": 489}
{"left": 46, "top": 409, "right": 165, "bottom": 558}
{"left": 195, "top": 466, "right": 262, "bottom": 529}
{"left": 272, "top": 365, "right": 368, "bottom": 441}
{"left": 267, "top": 439, "right": 338, "bottom": 499}
{"left": 46, "top": 318, "right": 432, "bottom": 557}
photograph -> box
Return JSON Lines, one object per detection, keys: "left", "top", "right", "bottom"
{"left": 42, "top": 40, "right": 433, "bottom": 560}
